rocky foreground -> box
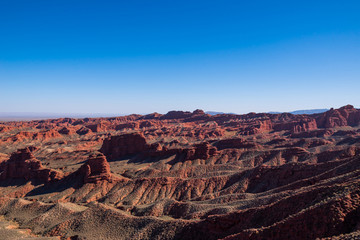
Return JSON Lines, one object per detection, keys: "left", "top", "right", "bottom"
{"left": 0, "top": 105, "right": 360, "bottom": 239}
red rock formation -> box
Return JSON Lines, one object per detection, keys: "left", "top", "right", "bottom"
{"left": 100, "top": 133, "right": 149, "bottom": 159}
{"left": 115, "top": 122, "right": 139, "bottom": 131}
{"left": 238, "top": 119, "right": 273, "bottom": 135}
{"left": 290, "top": 129, "right": 334, "bottom": 138}
{"left": 0, "top": 125, "right": 12, "bottom": 133}
{"left": 58, "top": 126, "right": 76, "bottom": 135}
{"left": 273, "top": 118, "right": 317, "bottom": 133}
{"left": 160, "top": 109, "right": 209, "bottom": 121}
{"left": 183, "top": 142, "right": 218, "bottom": 160}
{"left": 141, "top": 112, "right": 162, "bottom": 119}
{"left": 34, "top": 129, "right": 62, "bottom": 140}
{"left": 316, "top": 105, "right": 360, "bottom": 128}
{"left": 86, "top": 122, "right": 109, "bottom": 132}
{"left": 139, "top": 120, "right": 160, "bottom": 128}
{"left": 281, "top": 147, "right": 310, "bottom": 160}
{"left": 3, "top": 129, "right": 62, "bottom": 143}
{"left": 76, "top": 126, "right": 92, "bottom": 135}
{"left": 160, "top": 110, "right": 194, "bottom": 120}
{"left": 0, "top": 148, "right": 63, "bottom": 182}
{"left": 100, "top": 132, "right": 218, "bottom": 161}
{"left": 79, "top": 153, "right": 112, "bottom": 183}
{"left": 0, "top": 105, "right": 360, "bottom": 240}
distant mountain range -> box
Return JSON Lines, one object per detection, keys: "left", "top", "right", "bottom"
{"left": 0, "top": 109, "right": 330, "bottom": 121}
{"left": 268, "top": 109, "right": 329, "bottom": 115}
{"left": 205, "top": 111, "right": 237, "bottom": 115}
{"left": 206, "top": 109, "right": 329, "bottom": 116}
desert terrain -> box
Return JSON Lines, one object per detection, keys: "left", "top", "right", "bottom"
{"left": 0, "top": 105, "right": 360, "bottom": 239}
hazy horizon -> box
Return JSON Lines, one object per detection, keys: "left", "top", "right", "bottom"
{"left": 0, "top": 106, "right": 349, "bottom": 118}
{"left": 1, "top": 1, "right": 359, "bottom": 113}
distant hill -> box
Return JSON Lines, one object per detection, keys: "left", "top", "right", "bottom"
{"left": 268, "top": 109, "right": 329, "bottom": 115}
{"left": 205, "top": 111, "right": 237, "bottom": 116}
{"left": 207, "top": 109, "right": 329, "bottom": 116}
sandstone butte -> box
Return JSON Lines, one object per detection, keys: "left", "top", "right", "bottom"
{"left": 0, "top": 105, "right": 359, "bottom": 239}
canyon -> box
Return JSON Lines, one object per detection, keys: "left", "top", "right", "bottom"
{"left": 0, "top": 105, "right": 359, "bottom": 239}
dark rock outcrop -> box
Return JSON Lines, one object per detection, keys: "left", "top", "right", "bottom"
{"left": 100, "top": 133, "right": 148, "bottom": 159}
{"left": 215, "top": 138, "right": 259, "bottom": 150}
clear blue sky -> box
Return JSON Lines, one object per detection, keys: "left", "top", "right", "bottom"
{"left": 1, "top": 0, "right": 359, "bottom": 115}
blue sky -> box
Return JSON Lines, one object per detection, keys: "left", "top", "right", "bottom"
{"left": 0, "top": 1, "right": 359, "bottom": 114}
